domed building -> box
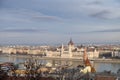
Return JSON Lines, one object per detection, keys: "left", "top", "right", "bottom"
{"left": 46, "top": 39, "right": 99, "bottom": 59}
{"left": 68, "top": 38, "right": 74, "bottom": 45}
{"left": 60, "top": 39, "right": 75, "bottom": 58}
{"left": 68, "top": 38, "right": 75, "bottom": 50}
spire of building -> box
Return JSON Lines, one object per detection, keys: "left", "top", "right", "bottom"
{"left": 83, "top": 47, "right": 87, "bottom": 61}
{"left": 68, "top": 38, "right": 74, "bottom": 46}
{"left": 61, "top": 44, "right": 64, "bottom": 54}
{"left": 83, "top": 47, "right": 96, "bottom": 73}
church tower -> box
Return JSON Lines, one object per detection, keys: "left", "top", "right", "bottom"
{"left": 68, "top": 38, "right": 74, "bottom": 57}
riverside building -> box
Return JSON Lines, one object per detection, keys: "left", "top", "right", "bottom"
{"left": 46, "top": 39, "right": 99, "bottom": 59}
{"left": 0, "top": 39, "right": 99, "bottom": 59}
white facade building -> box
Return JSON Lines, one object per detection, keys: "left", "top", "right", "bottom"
{"left": 112, "top": 51, "right": 120, "bottom": 58}
{"left": 46, "top": 39, "right": 99, "bottom": 59}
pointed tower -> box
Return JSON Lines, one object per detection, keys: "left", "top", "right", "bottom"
{"left": 68, "top": 38, "right": 74, "bottom": 50}
{"left": 83, "top": 48, "right": 91, "bottom": 66}
{"left": 68, "top": 43, "right": 72, "bottom": 57}
{"left": 61, "top": 44, "right": 64, "bottom": 56}
{"left": 83, "top": 47, "right": 96, "bottom": 73}
{"left": 68, "top": 38, "right": 74, "bottom": 57}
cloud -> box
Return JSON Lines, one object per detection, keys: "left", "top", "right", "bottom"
{"left": 1, "top": 0, "right": 120, "bottom": 20}
{"left": 90, "top": 10, "right": 111, "bottom": 19}
{"left": 0, "top": 0, "right": 120, "bottom": 44}
{"left": 87, "top": 1, "right": 103, "bottom": 5}
{"left": 78, "top": 0, "right": 120, "bottom": 19}
{"left": 91, "top": 29, "right": 120, "bottom": 33}
{"left": 65, "top": 28, "right": 120, "bottom": 35}
{"left": 0, "top": 8, "right": 63, "bottom": 23}
{"left": 89, "top": 9, "right": 120, "bottom": 19}
{"left": 0, "top": 28, "right": 47, "bottom": 33}
{"left": 31, "top": 16, "right": 62, "bottom": 22}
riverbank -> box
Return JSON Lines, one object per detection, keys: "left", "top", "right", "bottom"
{"left": 94, "top": 59, "right": 120, "bottom": 63}
{"left": 0, "top": 54, "right": 120, "bottom": 73}
{"left": 1, "top": 54, "right": 120, "bottom": 63}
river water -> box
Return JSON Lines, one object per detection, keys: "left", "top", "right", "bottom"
{"left": 0, "top": 55, "right": 120, "bottom": 73}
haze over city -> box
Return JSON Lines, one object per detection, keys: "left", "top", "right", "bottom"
{"left": 0, "top": 0, "right": 120, "bottom": 45}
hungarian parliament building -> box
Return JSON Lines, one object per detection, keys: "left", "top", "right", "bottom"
{"left": 1, "top": 39, "right": 99, "bottom": 59}
{"left": 46, "top": 39, "right": 99, "bottom": 59}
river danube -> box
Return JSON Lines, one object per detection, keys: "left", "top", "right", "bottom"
{"left": 0, "top": 54, "right": 120, "bottom": 73}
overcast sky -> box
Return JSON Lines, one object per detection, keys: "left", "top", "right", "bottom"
{"left": 0, "top": 0, "right": 120, "bottom": 45}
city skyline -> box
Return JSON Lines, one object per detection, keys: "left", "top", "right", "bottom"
{"left": 0, "top": 0, "right": 120, "bottom": 45}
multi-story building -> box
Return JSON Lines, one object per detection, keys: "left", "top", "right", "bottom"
{"left": 0, "top": 40, "right": 100, "bottom": 59}
{"left": 112, "top": 50, "right": 120, "bottom": 58}
{"left": 46, "top": 39, "right": 99, "bottom": 59}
